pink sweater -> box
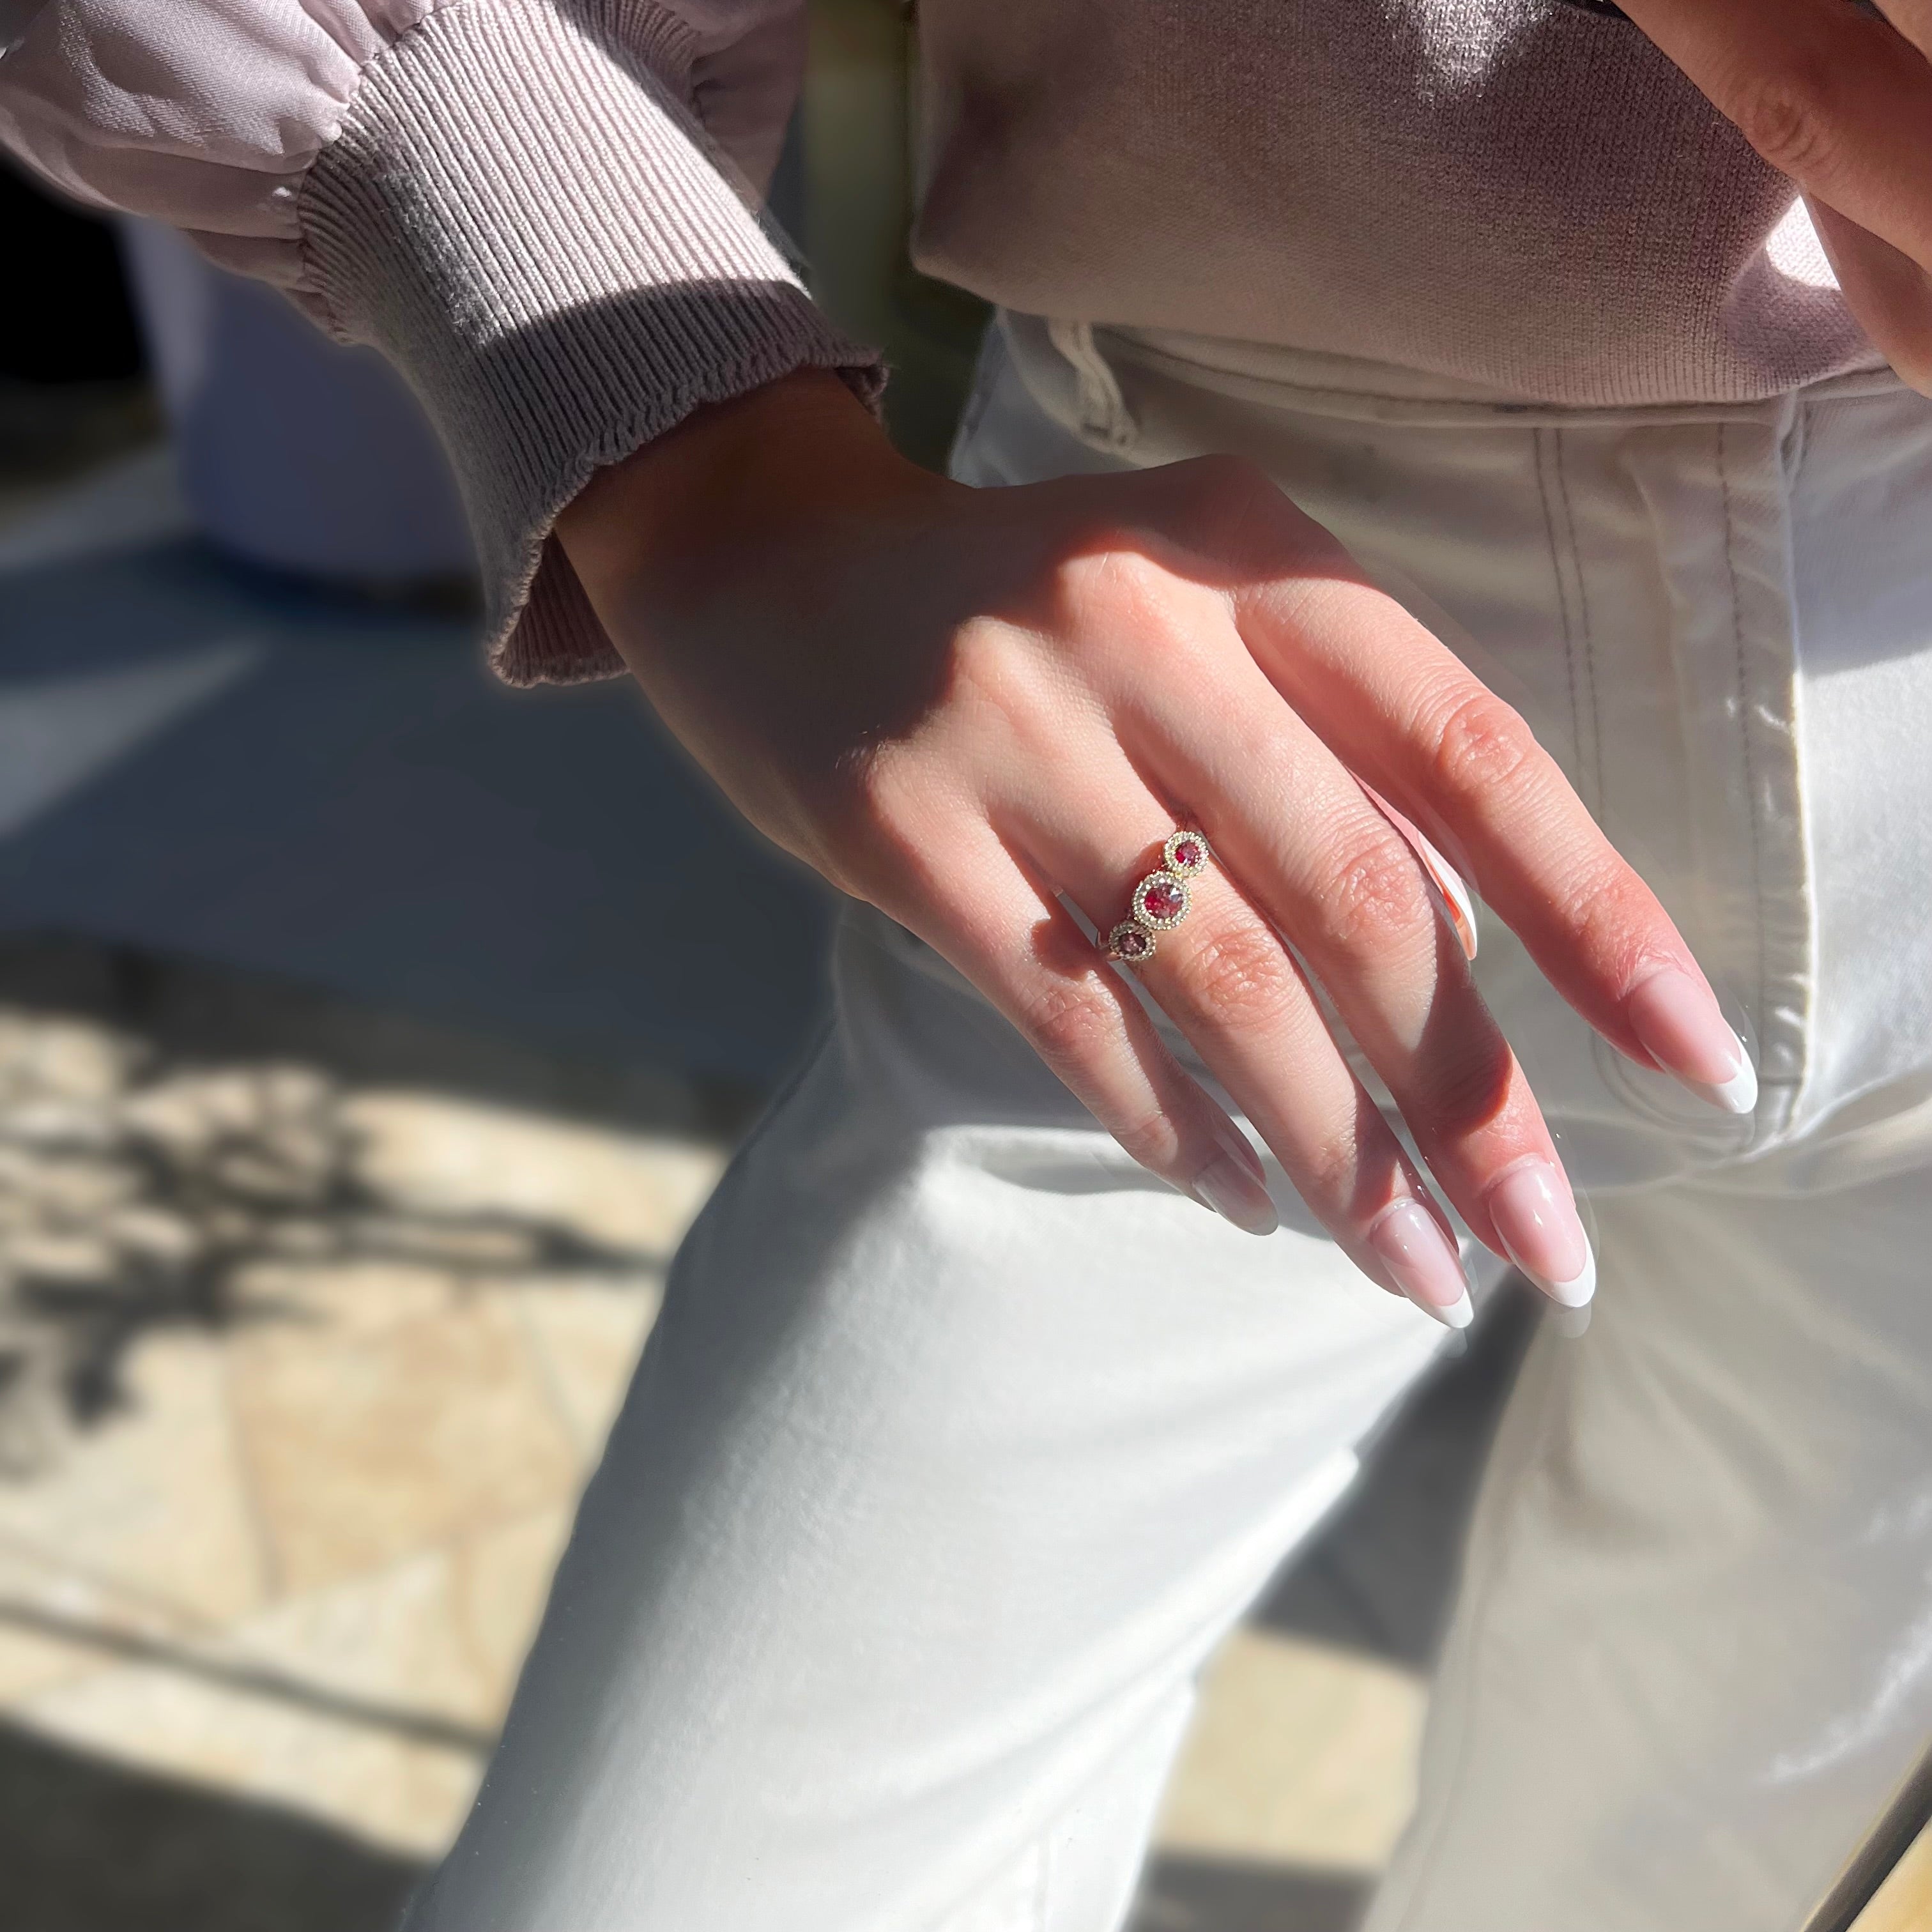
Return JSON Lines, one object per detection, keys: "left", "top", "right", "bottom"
{"left": 0, "top": 1, "right": 1876, "bottom": 683}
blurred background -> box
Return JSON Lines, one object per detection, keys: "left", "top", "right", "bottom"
{"left": 0, "top": 4, "right": 1795, "bottom": 1929}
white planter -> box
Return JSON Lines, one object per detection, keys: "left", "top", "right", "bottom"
{"left": 119, "top": 220, "right": 476, "bottom": 589}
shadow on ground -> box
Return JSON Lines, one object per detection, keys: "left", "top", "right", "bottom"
{"left": 0, "top": 935, "right": 719, "bottom": 1472}
{"left": 1131, "top": 1855, "right": 1369, "bottom": 1932}
{"left": 0, "top": 1713, "right": 425, "bottom": 1932}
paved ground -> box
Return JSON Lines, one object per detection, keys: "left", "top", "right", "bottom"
{"left": 0, "top": 932, "right": 1544, "bottom": 1931}
{"left": 0, "top": 940, "right": 721, "bottom": 1919}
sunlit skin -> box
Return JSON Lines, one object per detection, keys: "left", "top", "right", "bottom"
{"left": 1619, "top": 0, "right": 1932, "bottom": 391}
{"left": 556, "top": 368, "right": 1755, "bottom": 1322}
{"left": 551, "top": 1, "right": 1932, "bottom": 1319}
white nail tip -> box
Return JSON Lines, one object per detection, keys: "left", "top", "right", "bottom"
{"left": 1539, "top": 1241, "right": 1597, "bottom": 1309}
{"left": 1691, "top": 1046, "right": 1758, "bottom": 1117}
{"left": 1407, "top": 1285, "right": 1474, "bottom": 1331}
{"left": 1503, "top": 1230, "right": 1598, "bottom": 1308}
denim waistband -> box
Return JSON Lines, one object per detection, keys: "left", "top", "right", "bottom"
{"left": 1013, "top": 309, "right": 1905, "bottom": 443}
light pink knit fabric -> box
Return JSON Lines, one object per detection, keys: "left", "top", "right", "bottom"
{"left": 0, "top": 0, "right": 1881, "bottom": 681}
{"left": 0, "top": 0, "right": 882, "bottom": 682}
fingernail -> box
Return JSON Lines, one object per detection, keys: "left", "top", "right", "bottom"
{"left": 1487, "top": 1162, "right": 1595, "bottom": 1307}
{"left": 1215, "top": 1117, "right": 1269, "bottom": 1185}
{"left": 1354, "top": 778, "right": 1479, "bottom": 960}
{"left": 1368, "top": 1199, "right": 1473, "bottom": 1330}
{"left": 1627, "top": 968, "right": 1758, "bottom": 1116}
{"left": 1193, "top": 1150, "right": 1278, "bottom": 1236}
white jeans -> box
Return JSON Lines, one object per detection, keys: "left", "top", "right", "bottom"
{"left": 405, "top": 323, "right": 1932, "bottom": 1932}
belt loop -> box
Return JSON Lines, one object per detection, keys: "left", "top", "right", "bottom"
{"left": 1046, "top": 318, "right": 1138, "bottom": 452}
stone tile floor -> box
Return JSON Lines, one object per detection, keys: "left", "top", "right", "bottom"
{"left": 0, "top": 951, "right": 705, "bottom": 1887}
{"left": 0, "top": 935, "right": 1469, "bottom": 1931}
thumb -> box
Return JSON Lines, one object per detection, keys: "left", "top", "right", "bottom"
{"left": 1807, "top": 194, "right": 1932, "bottom": 394}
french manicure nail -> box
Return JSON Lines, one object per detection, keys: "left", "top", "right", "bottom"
{"left": 1627, "top": 968, "right": 1758, "bottom": 1116}
{"left": 1487, "top": 1162, "right": 1595, "bottom": 1307}
{"left": 1354, "top": 778, "right": 1479, "bottom": 960}
{"left": 1368, "top": 1199, "right": 1473, "bottom": 1330}
{"left": 1215, "top": 1117, "right": 1269, "bottom": 1186}
{"left": 1193, "top": 1151, "right": 1278, "bottom": 1236}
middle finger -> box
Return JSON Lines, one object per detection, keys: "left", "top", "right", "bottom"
{"left": 1115, "top": 663, "right": 1596, "bottom": 1303}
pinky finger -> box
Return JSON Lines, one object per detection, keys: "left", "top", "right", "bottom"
{"left": 894, "top": 847, "right": 1281, "bottom": 1237}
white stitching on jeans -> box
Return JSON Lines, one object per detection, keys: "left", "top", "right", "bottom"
{"left": 1532, "top": 427, "right": 1596, "bottom": 813}
{"left": 1552, "top": 430, "right": 1605, "bottom": 813}
{"left": 1715, "top": 420, "right": 1770, "bottom": 1064}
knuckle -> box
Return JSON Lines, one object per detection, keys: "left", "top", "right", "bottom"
{"left": 1312, "top": 832, "right": 1435, "bottom": 953}
{"left": 1050, "top": 540, "right": 1169, "bottom": 618}
{"left": 947, "top": 615, "right": 1058, "bottom": 728}
{"left": 1423, "top": 685, "right": 1544, "bottom": 811}
{"left": 839, "top": 746, "right": 912, "bottom": 840}
{"left": 1554, "top": 858, "right": 1669, "bottom": 979}
{"left": 1013, "top": 972, "right": 1185, "bottom": 1174}
{"left": 1183, "top": 452, "right": 1276, "bottom": 518}
{"left": 824, "top": 747, "right": 932, "bottom": 890}
{"left": 1107, "top": 1106, "right": 1183, "bottom": 1175}
{"left": 1021, "top": 976, "right": 1122, "bottom": 1082}
{"left": 1731, "top": 62, "right": 1839, "bottom": 179}
{"left": 1181, "top": 920, "right": 1300, "bottom": 1029}
{"left": 949, "top": 612, "right": 1019, "bottom": 686}
{"left": 1044, "top": 544, "right": 1202, "bottom": 675}
{"left": 1172, "top": 453, "right": 1312, "bottom": 559}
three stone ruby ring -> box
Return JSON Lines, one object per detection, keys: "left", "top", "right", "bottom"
{"left": 1105, "top": 830, "right": 1213, "bottom": 965}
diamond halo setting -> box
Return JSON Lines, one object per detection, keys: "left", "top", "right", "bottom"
{"left": 1105, "top": 830, "right": 1211, "bottom": 967}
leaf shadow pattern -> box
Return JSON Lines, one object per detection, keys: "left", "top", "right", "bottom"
{"left": 0, "top": 950, "right": 687, "bottom": 1475}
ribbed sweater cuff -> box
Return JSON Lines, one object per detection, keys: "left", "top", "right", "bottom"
{"left": 298, "top": 0, "right": 882, "bottom": 686}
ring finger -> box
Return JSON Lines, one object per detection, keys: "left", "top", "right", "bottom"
{"left": 1026, "top": 790, "right": 1478, "bottom": 1328}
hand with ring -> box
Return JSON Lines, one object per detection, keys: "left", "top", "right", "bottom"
{"left": 558, "top": 369, "right": 1755, "bottom": 1328}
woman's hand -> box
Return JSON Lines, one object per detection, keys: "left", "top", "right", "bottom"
{"left": 1620, "top": 0, "right": 1932, "bottom": 391}
{"left": 558, "top": 371, "right": 1752, "bottom": 1325}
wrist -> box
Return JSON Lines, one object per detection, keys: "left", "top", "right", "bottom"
{"left": 556, "top": 369, "right": 930, "bottom": 613}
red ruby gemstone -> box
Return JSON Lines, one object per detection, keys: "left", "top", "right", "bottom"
{"left": 1173, "top": 838, "right": 1204, "bottom": 870}
{"left": 1142, "top": 878, "right": 1186, "bottom": 921}
{"left": 1116, "top": 928, "right": 1151, "bottom": 959}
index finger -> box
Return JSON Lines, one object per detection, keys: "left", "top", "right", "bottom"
{"left": 1232, "top": 567, "right": 1759, "bottom": 1117}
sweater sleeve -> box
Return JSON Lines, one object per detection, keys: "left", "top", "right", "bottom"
{"left": 0, "top": 0, "right": 884, "bottom": 684}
